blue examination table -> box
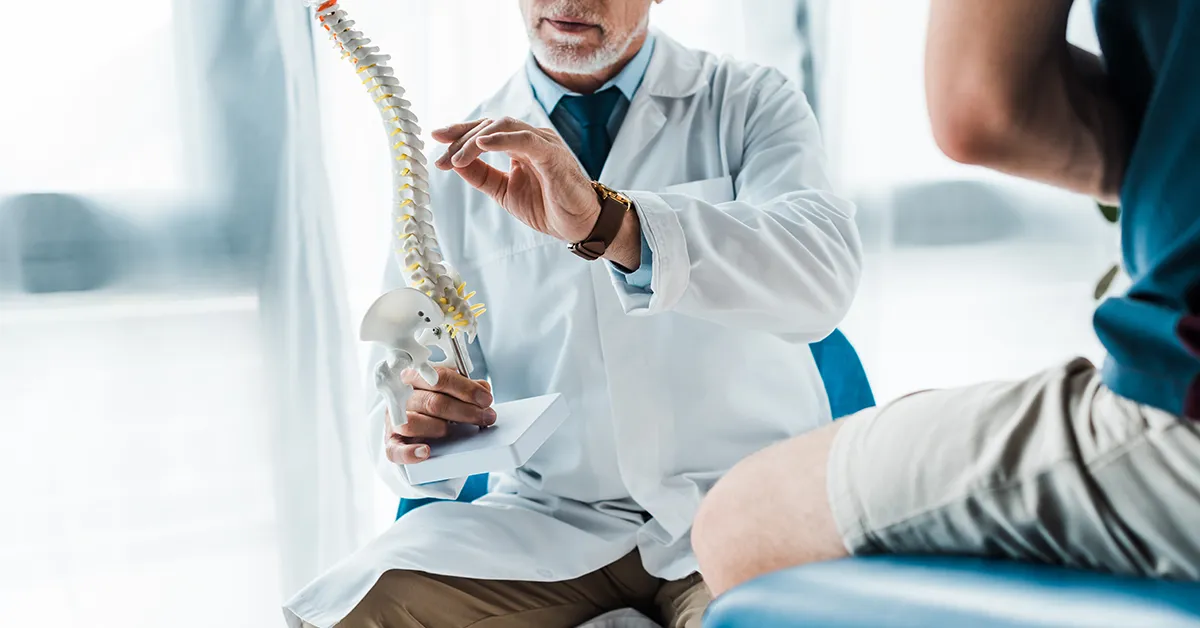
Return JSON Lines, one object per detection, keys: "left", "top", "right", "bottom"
{"left": 704, "top": 556, "right": 1200, "bottom": 627}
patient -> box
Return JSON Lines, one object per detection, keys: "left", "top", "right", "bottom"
{"left": 694, "top": 0, "right": 1200, "bottom": 596}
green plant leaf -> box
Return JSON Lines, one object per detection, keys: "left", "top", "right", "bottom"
{"left": 1094, "top": 263, "right": 1121, "bottom": 300}
{"left": 1098, "top": 203, "right": 1121, "bottom": 223}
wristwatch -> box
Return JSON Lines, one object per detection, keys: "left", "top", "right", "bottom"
{"left": 568, "top": 181, "right": 632, "bottom": 266}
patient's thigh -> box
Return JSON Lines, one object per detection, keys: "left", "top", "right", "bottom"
{"left": 827, "top": 357, "right": 1200, "bottom": 578}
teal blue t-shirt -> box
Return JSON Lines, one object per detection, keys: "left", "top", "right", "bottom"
{"left": 1091, "top": 0, "right": 1200, "bottom": 418}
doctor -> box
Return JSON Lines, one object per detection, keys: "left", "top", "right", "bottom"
{"left": 284, "top": 0, "right": 862, "bottom": 626}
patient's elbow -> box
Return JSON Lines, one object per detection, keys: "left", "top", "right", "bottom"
{"left": 929, "top": 88, "right": 1020, "bottom": 167}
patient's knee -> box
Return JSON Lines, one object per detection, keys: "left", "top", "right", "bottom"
{"left": 692, "top": 451, "right": 767, "bottom": 595}
{"left": 692, "top": 423, "right": 848, "bottom": 596}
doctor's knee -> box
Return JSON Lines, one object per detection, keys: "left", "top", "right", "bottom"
{"left": 338, "top": 569, "right": 434, "bottom": 628}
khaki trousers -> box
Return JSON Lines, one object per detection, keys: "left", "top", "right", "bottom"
{"left": 308, "top": 551, "right": 710, "bottom": 628}
{"left": 829, "top": 357, "right": 1200, "bottom": 578}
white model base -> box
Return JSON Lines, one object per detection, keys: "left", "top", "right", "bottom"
{"left": 400, "top": 393, "right": 568, "bottom": 486}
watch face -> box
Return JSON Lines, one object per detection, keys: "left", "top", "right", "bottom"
{"left": 594, "top": 182, "right": 629, "bottom": 205}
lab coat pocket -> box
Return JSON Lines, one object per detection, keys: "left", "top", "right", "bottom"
{"left": 456, "top": 224, "right": 559, "bottom": 271}
{"left": 661, "top": 175, "right": 735, "bottom": 204}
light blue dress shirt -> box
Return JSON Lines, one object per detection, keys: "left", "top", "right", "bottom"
{"left": 526, "top": 36, "right": 656, "bottom": 290}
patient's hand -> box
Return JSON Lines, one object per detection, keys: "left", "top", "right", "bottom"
{"left": 384, "top": 367, "right": 495, "bottom": 465}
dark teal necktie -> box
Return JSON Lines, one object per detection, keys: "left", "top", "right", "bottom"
{"left": 556, "top": 86, "right": 623, "bottom": 179}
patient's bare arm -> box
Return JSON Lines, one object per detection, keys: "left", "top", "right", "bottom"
{"left": 925, "top": 0, "right": 1129, "bottom": 205}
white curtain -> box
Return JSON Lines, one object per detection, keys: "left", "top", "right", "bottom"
{"left": 1, "top": 0, "right": 370, "bottom": 624}
{"left": 0, "top": 1, "right": 379, "bottom": 624}
{"left": 264, "top": 0, "right": 378, "bottom": 597}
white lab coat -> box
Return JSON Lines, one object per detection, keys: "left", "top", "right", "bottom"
{"left": 284, "top": 31, "right": 862, "bottom": 628}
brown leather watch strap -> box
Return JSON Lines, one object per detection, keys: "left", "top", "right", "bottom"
{"left": 568, "top": 182, "right": 631, "bottom": 262}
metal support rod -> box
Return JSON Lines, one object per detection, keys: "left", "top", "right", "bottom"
{"left": 450, "top": 334, "right": 471, "bottom": 379}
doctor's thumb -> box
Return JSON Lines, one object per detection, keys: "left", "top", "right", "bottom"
{"left": 387, "top": 440, "right": 431, "bottom": 465}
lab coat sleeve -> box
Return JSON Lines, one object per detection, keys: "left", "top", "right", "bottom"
{"left": 361, "top": 254, "right": 489, "bottom": 501}
{"left": 611, "top": 70, "right": 863, "bottom": 339}
{"left": 607, "top": 233, "right": 654, "bottom": 291}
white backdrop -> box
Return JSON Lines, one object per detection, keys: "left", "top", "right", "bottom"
{"left": 814, "top": 0, "right": 1101, "bottom": 191}
{"left": 0, "top": 3, "right": 188, "bottom": 197}
{"left": 814, "top": 0, "right": 1117, "bottom": 402}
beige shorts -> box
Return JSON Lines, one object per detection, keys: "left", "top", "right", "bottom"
{"left": 828, "top": 357, "right": 1200, "bottom": 579}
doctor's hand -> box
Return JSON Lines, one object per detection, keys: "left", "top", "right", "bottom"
{"left": 432, "top": 117, "right": 642, "bottom": 270}
{"left": 384, "top": 367, "right": 495, "bottom": 465}
{"left": 433, "top": 117, "right": 601, "bottom": 243}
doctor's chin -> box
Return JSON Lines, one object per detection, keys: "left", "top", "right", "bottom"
{"left": 7, "top": 0, "right": 1199, "bottom": 627}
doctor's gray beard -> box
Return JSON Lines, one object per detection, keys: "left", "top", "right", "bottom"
{"left": 528, "top": 0, "right": 648, "bottom": 75}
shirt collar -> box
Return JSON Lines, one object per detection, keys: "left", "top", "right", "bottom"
{"left": 526, "top": 32, "right": 657, "bottom": 115}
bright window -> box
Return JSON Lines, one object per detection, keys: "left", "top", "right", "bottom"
{"left": 0, "top": 2, "right": 192, "bottom": 200}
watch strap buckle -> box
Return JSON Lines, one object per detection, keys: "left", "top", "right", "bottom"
{"left": 568, "top": 182, "right": 631, "bottom": 262}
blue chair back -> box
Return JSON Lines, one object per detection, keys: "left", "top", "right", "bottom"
{"left": 397, "top": 329, "right": 874, "bottom": 519}
{"left": 811, "top": 328, "right": 875, "bottom": 420}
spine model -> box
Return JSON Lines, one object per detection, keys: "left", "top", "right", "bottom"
{"left": 307, "top": 0, "right": 485, "bottom": 371}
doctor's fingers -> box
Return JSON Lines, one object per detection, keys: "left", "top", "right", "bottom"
{"left": 396, "top": 411, "right": 451, "bottom": 439}
{"left": 431, "top": 118, "right": 488, "bottom": 143}
{"left": 447, "top": 158, "right": 508, "bottom": 200}
{"left": 408, "top": 390, "right": 497, "bottom": 426}
{"left": 434, "top": 118, "right": 492, "bottom": 170}
{"left": 473, "top": 129, "right": 565, "bottom": 168}
{"left": 450, "top": 118, "right": 549, "bottom": 168}
{"left": 402, "top": 366, "right": 493, "bottom": 406}
{"left": 386, "top": 434, "right": 431, "bottom": 464}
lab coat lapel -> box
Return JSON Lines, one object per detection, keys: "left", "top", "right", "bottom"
{"left": 601, "top": 96, "right": 665, "bottom": 188}
{"left": 601, "top": 32, "right": 706, "bottom": 188}
{"left": 489, "top": 35, "right": 706, "bottom": 188}
{"left": 486, "top": 70, "right": 552, "bottom": 129}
